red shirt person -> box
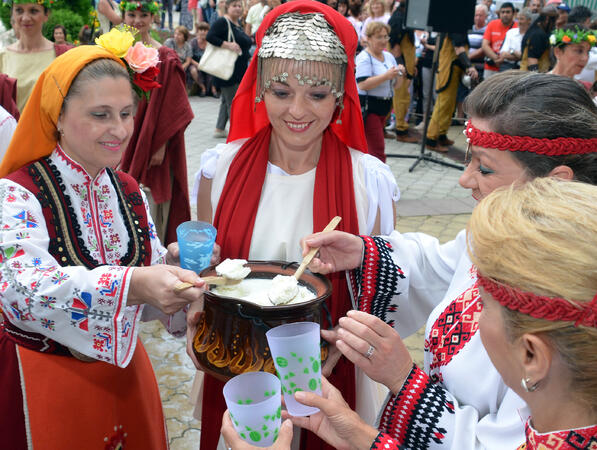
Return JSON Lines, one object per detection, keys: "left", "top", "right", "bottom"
{"left": 482, "top": 2, "right": 517, "bottom": 78}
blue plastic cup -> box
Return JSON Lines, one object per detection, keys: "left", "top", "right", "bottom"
{"left": 176, "top": 221, "right": 217, "bottom": 273}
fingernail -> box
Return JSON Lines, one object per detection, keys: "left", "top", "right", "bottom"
{"left": 294, "top": 391, "right": 306, "bottom": 400}
{"left": 347, "top": 310, "right": 356, "bottom": 316}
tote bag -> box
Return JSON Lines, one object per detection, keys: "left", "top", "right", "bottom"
{"left": 198, "top": 18, "right": 239, "bottom": 80}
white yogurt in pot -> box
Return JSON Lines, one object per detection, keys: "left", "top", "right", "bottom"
{"left": 213, "top": 278, "right": 316, "bottom": 307}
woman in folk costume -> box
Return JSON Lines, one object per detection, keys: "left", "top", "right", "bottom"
{"left": 120, "top": 0, "right": 194, "bottom": 245}
{"left": 0, "top": 43, "right": 205, "bottom": 449}
{"left": 190, "top": 1, "right": 399, "bottom": 448}
{"left": 296, "top": 70, "right": 597, "bottom": 449}
{"left": 222, "top": 179, "right": 597, "bottom": 450}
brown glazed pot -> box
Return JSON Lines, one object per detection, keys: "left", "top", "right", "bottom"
{"left": 193, "top": 261, "right": 332, "bottom": 382}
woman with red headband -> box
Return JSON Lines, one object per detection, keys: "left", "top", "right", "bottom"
{"left": 294, "top": 70, "right": 597, "bottom": 449}
{"left": 222, "top": 178, "right": 597, "bottom": 450}
{"left": 190, "top": 2, "right": 399, "bottom": 448}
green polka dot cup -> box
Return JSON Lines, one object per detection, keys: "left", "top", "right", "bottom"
{"left": 266, "top": 322, "right": 322, "bottom": 416}
{"left": 223, "top": 372, "right": 282, "bottom": 447}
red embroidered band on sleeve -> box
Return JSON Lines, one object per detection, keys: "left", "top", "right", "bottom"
{"left": 354, "top": 236, "right": 405, "bottom": 326}
{"left": 379, "top": 364, "right": 455, "bottom": 448}
{"left": 370, "top": 432, "right": 401, "bottom": 450}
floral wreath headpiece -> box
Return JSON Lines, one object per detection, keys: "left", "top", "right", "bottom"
{"left": 95, "top": 26, "right": 161, "bottom": 100}
{"left": 549, "top": 26, "right": 597, "bottom": 47}
{"left": 120, "top": 0, "right": 161, "bottom": 15}
{"left": 463, "top": 120, "right": 597, "bottom": 156}
{"left": 477, "top": 273, "right": 597, "bottom": 329}
{"left": 2, "top": 0, "right": 53, "bottom": 10}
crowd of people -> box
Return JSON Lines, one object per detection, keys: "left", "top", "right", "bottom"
{"left": 0, "top": 0, "right": 597, "bottom": 449}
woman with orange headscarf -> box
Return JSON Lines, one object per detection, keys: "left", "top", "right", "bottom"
{"left": 0, "top": 43, "right": 205, "bottom": 448}
{"left": 189, "top": 2, "right": 399, "bottom": 448}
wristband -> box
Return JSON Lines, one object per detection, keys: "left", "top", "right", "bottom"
{"left": 528, "top": 63, "right": 539, "bottom": 71}
{"left": 457, "top": 52, "right": 472, "bottom": 69}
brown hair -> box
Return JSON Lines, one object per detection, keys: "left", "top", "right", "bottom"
{"left": 365, "top": 21, "right": 390, "bottom": 38}
{"left": 464, "top": 71, "right": 597, "bottom": 185}
{"left": 175, "top": 25, "right": 189, "bottom": 41}
{"left": 467, "top": 177, "right": 597, "bottom": 414}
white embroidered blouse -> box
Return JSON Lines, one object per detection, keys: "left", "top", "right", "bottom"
{"left": 0, "top": 147, "right": 172, "bottom": 368}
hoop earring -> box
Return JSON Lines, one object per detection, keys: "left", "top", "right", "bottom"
{"left": 521, "top": 377, "right": 538, "bottom": 392}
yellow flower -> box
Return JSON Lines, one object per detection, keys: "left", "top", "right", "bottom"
{"left": 95, "top": 28, "right": 135, "bottom": 58}
{"left": 588, "top": 34, "right": 596, "bottom": 44}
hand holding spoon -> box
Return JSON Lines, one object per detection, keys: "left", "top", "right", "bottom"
{"left": 268, "top": 216, "right": 342, "bottom": 305}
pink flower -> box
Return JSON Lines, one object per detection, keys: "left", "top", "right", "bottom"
{"left": 124, "top": 42, "right": 159, "bottom": 73}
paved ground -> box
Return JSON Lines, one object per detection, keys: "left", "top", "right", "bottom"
{"left": 139, "top": 94, "right": 474, "bottom": 449}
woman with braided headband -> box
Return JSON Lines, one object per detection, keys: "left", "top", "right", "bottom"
{"left": 222, "top": 178, "right": 597, "bottom": 450}
{"left": 295, "top": 70, "right": 597, "bottom": 449}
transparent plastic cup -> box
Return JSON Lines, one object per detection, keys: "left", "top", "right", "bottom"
{"left": 223, "top": 371, "right": 282, "bottom": 447}
{"left": 266, "top": 322, "right": 321, "bottom": 416}
{"left": 176, "top": 221, "right": 217, "bottom": 273}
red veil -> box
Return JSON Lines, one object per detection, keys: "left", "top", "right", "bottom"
{"left": 202, "top": 3, "right": 367, "bottom": 449}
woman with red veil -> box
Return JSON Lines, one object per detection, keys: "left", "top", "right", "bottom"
{"left": 189, "top": 1, "right": 400, "bottom": 448}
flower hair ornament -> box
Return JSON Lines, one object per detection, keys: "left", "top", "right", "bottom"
{"left": 2, "top": 0, "right": 53, "bottom": 10}
{"left": 119, "top": 0, "right": 161, "bottom": 15}
{"left": 95, "top": 26, "right": 161, "bottom": 100}
{"left": 463, "top": 120, "right": 597, "bottom": 156}
{"left": 550, "top": 26, "right": 597, "bottom": 47}
{"left": 477, "top": 273, "right": 597, "bottom": 329}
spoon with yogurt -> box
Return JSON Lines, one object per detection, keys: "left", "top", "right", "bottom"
{"left": 268, "top": 216, "right": 342, "bottom": 305}
{"left": 173, "top": 258, "right": 251, "bottom": 293}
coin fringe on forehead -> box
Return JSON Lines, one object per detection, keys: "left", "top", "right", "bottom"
{"left": 255, "top": 12, "right": 347, "bottom": 106}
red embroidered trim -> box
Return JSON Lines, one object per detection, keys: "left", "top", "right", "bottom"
{"left": 370, "top": 432, "right": 400, "bottom": 450}
{"left": 522, "top": 418, "right": 597, "bottom": 449}
{"left": 477, "top": 274, "right": 597, "bottom": 328}
{"left": 359, "top": 235, "right": 380, "bottom": 315}
{"left": 464, "top": 121, "right": 597, "bottom": 156}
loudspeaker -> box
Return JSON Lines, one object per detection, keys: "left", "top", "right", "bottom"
{"left": 405, "top": 0, "right": 475, "bottom": 33}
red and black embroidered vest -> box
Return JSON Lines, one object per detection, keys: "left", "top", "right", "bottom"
{"left": 1, "top": 157, "right": 152, "bottom": 355}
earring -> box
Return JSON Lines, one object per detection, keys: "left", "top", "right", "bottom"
{"left": 521, "top": 377, "right": 538, "bottom": 392}
{"left": 57, "top": 128, "right": 64, "bottom": 137}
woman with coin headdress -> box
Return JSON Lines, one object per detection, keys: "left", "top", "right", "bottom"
{"left": 190, "top": 1, "right": 399, "bottom": 448}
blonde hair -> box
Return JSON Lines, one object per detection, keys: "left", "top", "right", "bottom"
{"left": 367, "top": 0, "right": 386, "bottom": 18}
{"left": 365, "top": 21, "right": 390, "bottom": 38}
{"left": 467, "top": 177, "right": 597, "bottom": 413}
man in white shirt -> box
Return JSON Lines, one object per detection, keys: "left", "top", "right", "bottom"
{"left": 245, "top": 0, "right": 269, "bottom": 36}
{"left": 499, "top": 7, "right": 532, "bottom": 71}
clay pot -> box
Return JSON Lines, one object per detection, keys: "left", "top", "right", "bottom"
{"left": 193, "top": 261, "right": 332, "bottom": 381}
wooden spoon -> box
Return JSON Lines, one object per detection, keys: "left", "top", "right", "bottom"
{"left": 268, "top": 216, "right": 342, "bottom": 305}
{"left": 173, "top": 276, "right": 242, "bottom": 294}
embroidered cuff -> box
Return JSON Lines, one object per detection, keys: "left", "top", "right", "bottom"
{"left": 354, "top": 235, "right": 405, "bottom": 326}
{"left": 371, "top": 432, "right": 400, "bottom": 450}
{"left": 378, "top": 364, "right": 454, "bottom": 448}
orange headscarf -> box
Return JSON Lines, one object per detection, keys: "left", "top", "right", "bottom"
{"left": 0, "top": 46, "right": 126, "bottom": 178}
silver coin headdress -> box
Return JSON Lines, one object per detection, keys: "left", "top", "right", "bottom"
{"left": 256, "top": 12, "right": 348, "bottom": 105}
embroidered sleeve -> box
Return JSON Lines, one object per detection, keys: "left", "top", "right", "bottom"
{"left": 370, "top": 432, "right": 401, "bottom": 450}
{"left": 349, "top": 231, "right": 465, "bottom": 338}
{"left": 0, "top": 181, "right": 141, "bottom": 368}
{"left": 378, "top": 364, "right": 527, "bottom": 449}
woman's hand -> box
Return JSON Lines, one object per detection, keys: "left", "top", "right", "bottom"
{"left": 166, "top": 242, "right": 180, "bottom": 265}
{"left": 221, "top": 411, "right": 294, "bottom": 450}
{"left": 336, "top": 310, "right": 412, "bottom": 395}
{"left": 466, "top": 66, "right": 479, "bottom": 81}
{"left": 165, "top": 242, "right": 221, "bottom": 267}
{"left": 321, "top": 327, "right": 342, "bottom": 377}
{"left": 222, "top": 41, "right": 241, "bottom": 54}
{"left": 150, "top": 144, "right": 167, "bottom": 167}
{"left": 300, "top": 231, "right": 364, "bottom": 274}
{"left": 128, "top": 265, "right": 205, "bottom": 315}
{"left": 211, "top": 242, "right": 222, "bottom": 265}
{"left": 186, "top": 296, "right": 204, "bottom": 369}
{"left": 396, "top": 64, "right": 406, "bottom": 77}
{"left": 384, "top": 65, "right": 400, "bottom": 81}
{"left": 288, "top": 377, "right": 379, "bottom": 450}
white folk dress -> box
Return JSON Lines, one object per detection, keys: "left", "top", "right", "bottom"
{"left": 192, "top": 139, "right": 400, "bottom": 425}
{"left": 352, "top": 232, "right": 529, "bottom": 450}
